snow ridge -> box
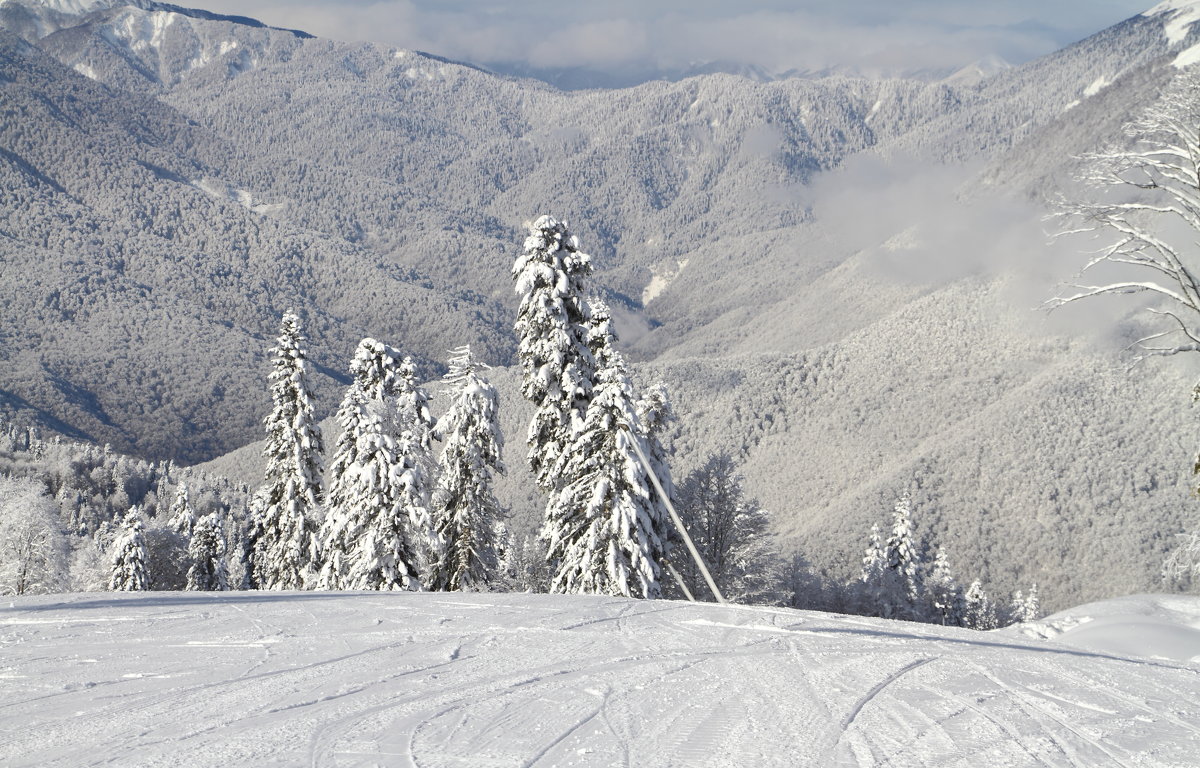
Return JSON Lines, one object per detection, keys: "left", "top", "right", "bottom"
{"left": 1144, "top": 0, "right": 1200, "bottom": 44}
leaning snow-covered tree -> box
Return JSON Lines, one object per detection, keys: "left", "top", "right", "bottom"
{"left": 0, "top": 476, "right": 68, "bottom": 596}
{"left": 253, "top": 311, "right": 325, "bottom": 591}
{"left": 109, "top": 507, "right": 149, "bottom": 592}
{"left": 427, "top": 346, "right": 506, "bottom": 592}
{"left": 317, "top": 339, "right": 424, "bottom": 591}
{"left": 512, "top": 215, "right": 596, "bottom": 491}
{"left": 187, "top": 512, "right": 230, "bottom": 591}
{"left": 541, "top": 303, "right": 670, "bottom": 598}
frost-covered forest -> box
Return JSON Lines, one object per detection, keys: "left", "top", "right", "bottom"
{"left": 5, "top": 0, "right": 1200, "bottom": 622}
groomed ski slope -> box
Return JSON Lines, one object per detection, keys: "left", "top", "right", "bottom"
{"left": 2, "top": 592, "right": 1198, "bottom": 767}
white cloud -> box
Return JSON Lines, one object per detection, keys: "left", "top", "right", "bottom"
{"left": 189, "top": 0, "right": 1152, "bottom": 84}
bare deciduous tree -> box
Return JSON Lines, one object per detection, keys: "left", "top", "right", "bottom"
{"left": 1051, "top": 71, "right": 1200, "bottom": 590}
{"left": 1050, "top": 71, "right": 1200, "bottom": 361}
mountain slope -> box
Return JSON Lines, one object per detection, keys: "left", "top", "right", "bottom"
{"left": 0, "top": 28, "right": 511, "bottom": 459}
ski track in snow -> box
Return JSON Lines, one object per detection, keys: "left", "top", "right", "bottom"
{"left": 2, "top": 592, "right": 1199, "bottom": 767}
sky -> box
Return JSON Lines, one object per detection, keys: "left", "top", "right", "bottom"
{"left": 189, "top": 0, "right": 1156, "bottom": 86}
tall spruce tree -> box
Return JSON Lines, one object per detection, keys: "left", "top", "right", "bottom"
{"left": 187, "top": 512, "right": 229, "bottom": 591}
{"left": 541, "top": 304, "right": 669, "bottom": 597}
{"left": 253, "top": 311, "right": 324, "bottom": 590}
{"left": 317, "top": 339, "right": 424, "bottom": 591}
{"left": 427, "top": 346, "right": 506, "bottom": 592}
{"left": 393, "top": 354, "right": 436, "bottom": 542}
{"left": 884, "top": 492, "right": 924, "bottom": 618}
{"left": 109, "top": 508, "right": 148, "bottom": 592}
{"left": 512, "top": 215, "right": 595, "bottom": 491}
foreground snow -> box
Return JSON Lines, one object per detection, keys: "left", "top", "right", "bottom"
{"left": 2, "top": 593, "right": 1198, "bottom": 767}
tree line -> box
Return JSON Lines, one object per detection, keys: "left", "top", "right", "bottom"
{"left": 1, "top": 216, "right": 1041, "bottom": 628}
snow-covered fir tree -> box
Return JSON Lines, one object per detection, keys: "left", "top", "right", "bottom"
{"left": 393, "top": 354, "right": 435, "bottom": 542}
{"left": 885, "top": 493, "right": 924, "bottom": 615}
{"left": 860, "top": 524, "right": 886, "bottom": 589}
{"left": 496, "top": 527, "right": 552, "bottom": 593}
{"left": 168, "top": 483, "right": 196, "bottom": 537}
{"left": 186, "top": 512, "right": 229, "bottom": 591}
{"left": 926, "top": 549, "right": 965, "bottom": 626}
{"left": 109, "top": 508, "right": 149, "bottom": 592}
{"left": 252, "top": 311, "right": 324, "bottom": 591}
{"left": 964, "top": 579, "right": 999, "bottom": 630}
{"left": 427, "top": 346, "right": 505, "bottom": 592}
{"left": 540, "top": 303, "right": 669, "bottom": 598}
{"left": 1009, "top": 584, "right": 1040, "bottom": 623}
{"left": 317, "top": 339, "right": 424, "bottom": 591}
{"left": 854, "top": 494, "right": 926, "bottom": 620}
{"left": 512, "top": 215, "right": 595, "bottom": 492}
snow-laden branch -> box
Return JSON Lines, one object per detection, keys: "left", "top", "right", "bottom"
{"left": 1050, "top": 69, "right": 1200, "bottom": 361}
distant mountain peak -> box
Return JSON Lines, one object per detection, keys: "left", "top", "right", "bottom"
{"left": 1144, "top": 0, "right": 1200, "bottom": 14}
{"left": 0, "top": 0, "right": 312, "bottom": 42}
{"left": 941, "top": 54, "right": 1013, "bottom": 87}
{"left": 0, "top": 0, "right": 157, "bottom": 15}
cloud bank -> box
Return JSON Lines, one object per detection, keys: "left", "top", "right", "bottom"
{"left": 191, "top": 0, "right": 1151, "bottom": 87}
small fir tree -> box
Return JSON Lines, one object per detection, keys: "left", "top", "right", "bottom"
{"left": 187, "top": 513, "right": 229, "bottom": 591}
{"left": 964, "top": 579, "right": 999, "bottom": 630}
{"left": 253, "top": 311, "right": 324, "bottom": 590}
{"left": 168, "top": 483, "right": 197, "bottom": 537}
{"left": 926, "top": 549, "right": 965, "bottom": 626}
{"left": 1010, "top": 583, "right": 1040, "bottom": 623}
{"left": 428, "top": 346, "right": 506, "bottom": 592}
{"left": 109, "top": 508, "right": 149, "bottom": 592}
{"left": 860, "top": 524, "right": 887, "bottom": 587}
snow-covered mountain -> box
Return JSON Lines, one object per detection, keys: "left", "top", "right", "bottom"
{"left": 0, "top": 0, "right": 307, "bottom": 46}
{"left": 3, "top": 591, "right": 1198, "bottom": 766}
{"left": 5, "top": 0, "right": 1200, "bottom": 607}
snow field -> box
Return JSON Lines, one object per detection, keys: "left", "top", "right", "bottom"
{"left": 2, "top": 592, "right": 1199, "bottom": 767}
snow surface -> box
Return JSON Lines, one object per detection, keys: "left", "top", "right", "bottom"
{"left": 642, "top": 259, "right": 688, "bottom": 305}
{"left": 1144, "top": 0, "right": 1200, "bottom": 44}
{"left": 3, "top": 592, "right": 1199, "bottom": 766}
{"left": 1174, "top": 41, "right": 1200, "bottom": 67}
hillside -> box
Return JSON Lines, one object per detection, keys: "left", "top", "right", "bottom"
{"left": 1, "top": 0, "right": 1194, "bottom": 462}
{"left": 2, "top": 591, "right": 1198, "bottom": 766}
